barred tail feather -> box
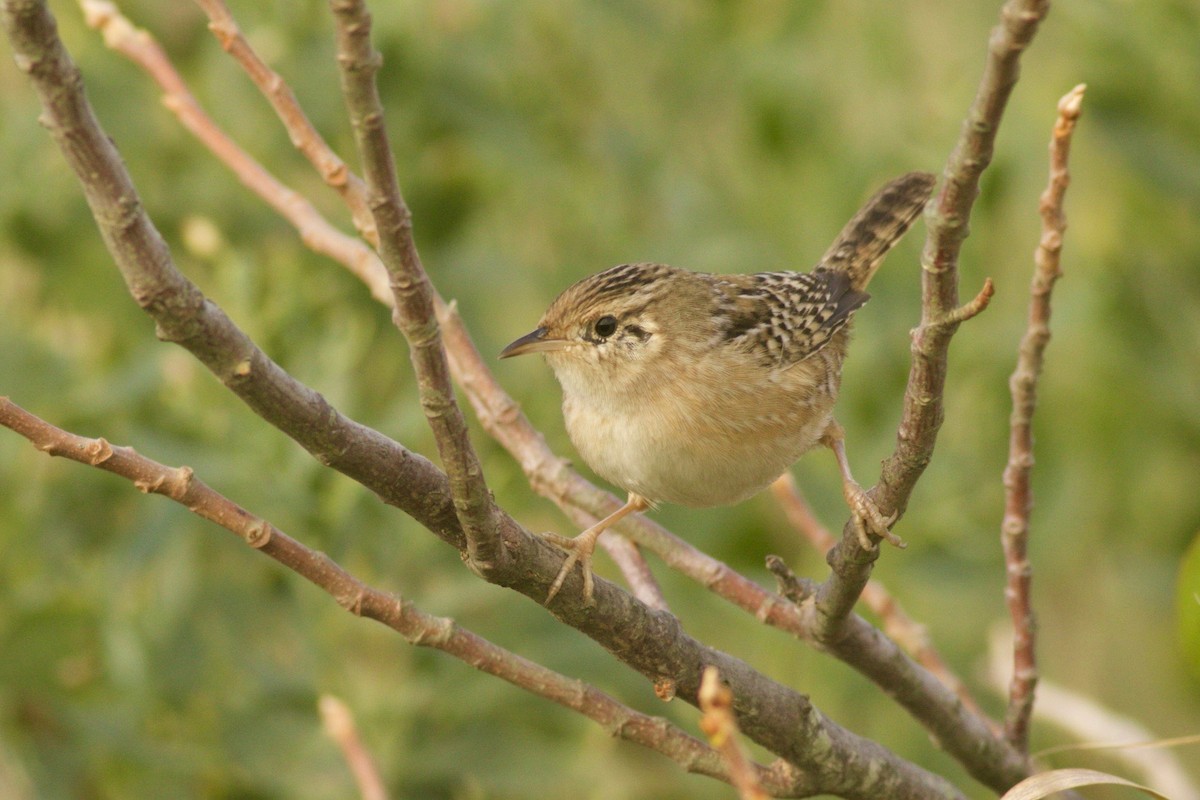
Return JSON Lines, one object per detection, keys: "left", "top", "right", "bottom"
{"left": 817, "top": 171, "right": 936, "bottom": 291}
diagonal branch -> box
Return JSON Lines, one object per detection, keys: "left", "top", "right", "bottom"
{"left": 814, "top": 0, "right": 1052, "bottom": 637}
{"left": 326, "top": 0, "right": 500, "bottom": 569}
{"left": 7, "top": 0, "right": 467, "bottom": 550}
{"left": 1002, "top": 82, "right": 1086, "bottom": 752}
{"left": 0, "top": 397, "right": 799, "bottom": 797}
{"left": 78, "top": 0, "right": 393, "bottom": 306}
{"left": 189, "top": 0, "right": 376, "bottom": 242}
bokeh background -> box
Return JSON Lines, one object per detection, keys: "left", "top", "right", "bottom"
{"left": 2, "top": 1, "right": 1198, "bottom": 798}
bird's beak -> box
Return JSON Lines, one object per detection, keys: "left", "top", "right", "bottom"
{"left": 500, "top": 327, "right": 569, "bottom": 358}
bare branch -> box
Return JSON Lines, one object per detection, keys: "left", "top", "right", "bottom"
{"left": 186, "top": 0, "right": 387, "bottom": 259}
{"left": 0, "top": 398, "right": 799, "bottom": 798}
{"left": 326, "top": 0, "right": 501, "bottom": 569}
{"left": 816, "top": 0, "right": 1051, "bottom": 640}
{"left": 699, "top": 668, "right": 770, "bottom": 800}
{"left": 188, "top": 0, "right": 376, "bottom": 241}
{"left": 319, "top": 696, "right": 390, "bottom": 800}
{"left": 1002, "top": 82, "right": 1086, "bottom": 752}
{"left": 77, "top": 0, "right": 393, "bottom": 306}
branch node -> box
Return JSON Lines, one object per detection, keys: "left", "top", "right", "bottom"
{"left": 766, "top": 555, "right": 815, "bottom": 604}
{"left": 87, "top": 436, "right": 115, "bottom": 466}
{"left": 333, "top": 585, "right": 367, "bottom": 616}
{"left": 245, "top": 519, "right": 273, "bottom": 549}
{"left": 408, "top": 608, "right": 455, "bottom": 647}
{"left": 162, "top": 465, "right": 195, "bottom": 500}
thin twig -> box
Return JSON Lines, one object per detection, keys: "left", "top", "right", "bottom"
{"left": 327, "top": 0, "right": 500, "bottom": 569}
{"left": 190, "top": 0, "right": 376, "bottom": 242}
{"left": 319, "top": 696, "right": 390, "bottom": 800}
{"left": 1001, "top": 82, "right": 1085, "bottom": 752}
{"left": 815, "top": 0, "right": 1051, "bottom": 639}
{"left": 698, "top": 667, "right": 770, "bottom": 800}
{"left": 0, "top": 398, "right": 795, "bottom": 797}
{"left": 77, "top": 0, "right": 393, "bottom": 306}
{"left": 943, "top": 278, "right": 997, "bottom": 326}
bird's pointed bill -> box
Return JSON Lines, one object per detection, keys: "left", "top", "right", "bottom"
{"left": 500, "top": 327, "right": 570, "bottom": 358}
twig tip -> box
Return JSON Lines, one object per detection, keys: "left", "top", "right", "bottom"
{"left": 1059, "top": 84, "right": 1087, "bottom": 116}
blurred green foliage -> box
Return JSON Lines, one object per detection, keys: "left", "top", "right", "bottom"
{"left": 2, "top": 1, "right": 1199, "bottom": 798}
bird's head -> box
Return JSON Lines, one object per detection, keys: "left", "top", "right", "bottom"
{"left": 501, "top": 263, "right": 711, "bottom": 398}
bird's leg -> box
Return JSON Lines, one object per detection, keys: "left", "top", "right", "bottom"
{"left": 821, "top": 420, "right": 905, "bottom": 550}
{"left": 541, "top": 493, "right": 651, "bottom": 606}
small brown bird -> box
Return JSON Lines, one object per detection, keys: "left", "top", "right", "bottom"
{"left": 502, "top": 172, "right": 936, "bottom": 603}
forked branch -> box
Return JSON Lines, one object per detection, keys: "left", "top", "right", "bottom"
{"left": 191, "top": 0, "right": 376, "bottom": 241}
{"left": 327, "top": 0, "right": 501, "bottom": 568}
{"left": 770, "top": 475, "right": 990, "bottom": 724}
{"left": 816, "top": 0, "right": 1051, "bottom": 634}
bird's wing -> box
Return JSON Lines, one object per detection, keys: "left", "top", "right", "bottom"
{"left": 714, "top": 271, "right": 868, "bottom": 368}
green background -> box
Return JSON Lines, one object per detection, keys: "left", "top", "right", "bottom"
{"left": 2, "top": 1, "right": 1198, "bottom": 798}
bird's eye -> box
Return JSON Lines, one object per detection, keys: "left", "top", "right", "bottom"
{"left": 593, "top": 315, "right": 618, "bottom": 339}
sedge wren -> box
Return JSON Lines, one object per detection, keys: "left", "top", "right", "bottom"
{"left": 502, "top": 171, "right": 936, "bottom": 604}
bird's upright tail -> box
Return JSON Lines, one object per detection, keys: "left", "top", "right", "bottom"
{"left": 817, "top": 171, "right": 936, "bottom": 291}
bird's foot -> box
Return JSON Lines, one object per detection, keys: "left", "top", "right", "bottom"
{"left": 842, "top": 480, "right": 904, "bottom": 551}
{"left": 539, "top": 494, "right": 650, "bottom": 606}
{"left": 541, "top": 527, "right": 603, "bottom": 606}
